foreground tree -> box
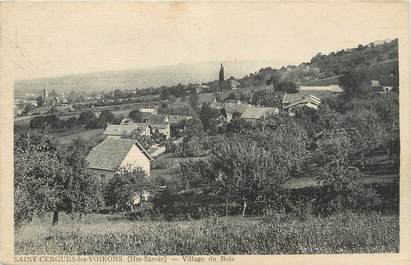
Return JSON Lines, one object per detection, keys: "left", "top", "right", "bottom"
{"left": 14, "top": 133, "right": 102, "bottom": 226}
{"left": 314, "top": 135, "right": 381, "bottom": 212}
{"left": 104, "top": 166, "right": 153, "bottom": 211}
{"left": 182, "top": 123, "right": 307, "bottom": 216}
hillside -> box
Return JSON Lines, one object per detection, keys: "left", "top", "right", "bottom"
{"left": 239, "top": 39, "right": 398, "bottom": 86}
{"left": 14, "top": 59, "right": 290, "bottom": 97}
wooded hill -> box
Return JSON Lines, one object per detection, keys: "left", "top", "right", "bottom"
{"left": 239, "top": 39, "right": 398, "bottom": 87}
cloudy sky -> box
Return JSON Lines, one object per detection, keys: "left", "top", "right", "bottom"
{"left": 2, "top": 2, "right": 405, "bottom": 80}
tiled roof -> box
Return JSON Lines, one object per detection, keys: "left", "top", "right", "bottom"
{"left": 241, "top": 106, "right": 279, "bottom": 120}
{"left": 150, "top": 123, "right": 168, "bottom": 129}
{"left": 282, "top": 93, "right": 307, "bottom": 105}
{"left": 86, "top": 138, "right": 152, "bottom": 171}
{"left": 103, "top": 124, "right": 149, "bottom": 136}
{"left": 223, "top": 103, "right": 252, "bottom": 114}
{"left": 168, "top": 115, "right": 192, "bottom": 124}
{"left": 198, "top": 93, "right": 217, "bottom": 104}
{"left": 284, "top": 95, "right": 321, "bottom": 110}
{"left": 149, "top": 114, "right": 168, "bottom": 124}
{"left": 298, "top": 75, "right": 342, "bottom": 86}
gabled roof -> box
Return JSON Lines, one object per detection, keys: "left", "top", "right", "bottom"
{"left": 103, "top": 124, "right": 149, "bottom": 136}
{"left": 241, "top": 106, "right": 279, "bottom": 120}
{"left": 87, "top": 138, "right": 153, "bottom": 171}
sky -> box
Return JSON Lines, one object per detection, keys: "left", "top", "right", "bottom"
{"left": 2, "top": 2, "right": 405, "bottom": 80}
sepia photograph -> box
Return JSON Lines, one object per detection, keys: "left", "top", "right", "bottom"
{"left": 0, "top": 1, "right": 410, "bottom": 262}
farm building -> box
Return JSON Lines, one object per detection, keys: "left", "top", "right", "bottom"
{"left": 103, "top": 123, "right": 151, "bottom": 138}
{"left": 370, "top": 79, "right": 396, "bottom": 94}
{"left": 241, "top": 106, "right": 279, "bottom": 122}
{"left": 282, "top": 93, "right": 321, "bottom": 113}
{"left": 168, "top": 115, "right": 192, "bottom": 125}
{"left": 221, "top": 102, "right": 253, "bottom": 123}
{"left": 86, "top": 138, "right": 153, "bottom": 185}
{"left": 148, "top": 114, "right": 170, "bottom": 139}
{"left": 169, "top": 115, "right": 193, "bottom": 137}
{"left": 298, "top": 76, "right": 343, "bottom": 93}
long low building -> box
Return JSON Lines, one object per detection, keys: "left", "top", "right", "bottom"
{"left": 103, "top": 123, "right": 151, "bottom": 138}
{"left": 299, "top": 84, "right": 343, "bottom": 93}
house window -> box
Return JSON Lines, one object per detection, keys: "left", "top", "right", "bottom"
{"left": 100, "top": 174, "right": 106, "bottom": 184}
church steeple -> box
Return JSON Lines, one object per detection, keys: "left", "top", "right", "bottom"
{"left": 219, "top": 63, "right": 225, "bottom": 84}
{"left": 42, "top": 84, "right": 48, "bottom": 100}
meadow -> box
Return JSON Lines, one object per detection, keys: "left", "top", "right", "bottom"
{"left": 15, "top": 211, "right": 399, "bottom": 255}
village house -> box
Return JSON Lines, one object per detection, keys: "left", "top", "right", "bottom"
{"left": 369, "top": 78, "right": 396, "bottom": 93}
{"left": 103, "top": 123, "right": 151, "bottom": 138}
{"left": 282, "top": 93, "right": 321, "bottom": 114}
{"left": 86, "top": 138, "right": 153, "bottom": 184}
{"left": 168, "top": 115, "right": 193, "bottom": 137}
{"left": 221, "top": 102, "right": 253, "bottom": 123}
{"left": 148, "top": 114, "right": 171, "bottom": 139}
{"left": 240, "top": 106, "right": 279, "bottom": 122}
{"left": 86, "top": 138, "right": 153, "bottom": 204}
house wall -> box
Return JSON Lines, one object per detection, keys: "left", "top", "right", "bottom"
{"left": 90, "top": 168, "right": 115, "bottom": 185}
{"left": 161, "top": 124, "right": 171, "bottom": 139}
{"left": 121, "top": 144, "right": 151, "bottom": 176}
{"left": 143, "top": 126, "right": 151, "bottom": 136}
{"left": 150, "top": 124, "right": 171, "bottom": 139}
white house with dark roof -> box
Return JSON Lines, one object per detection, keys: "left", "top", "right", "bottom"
{"left": 86, "top": 138, "right": 153, "bottom": 185}
{"left": 148, "top": 114, "right": 170, "bottom": 139}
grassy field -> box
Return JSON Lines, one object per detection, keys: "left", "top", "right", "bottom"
{"left": 52, "top": 129, "right": 105, "bottom": 145}
{"left": 15, "top": 211, "right": 398, "bottom": 255}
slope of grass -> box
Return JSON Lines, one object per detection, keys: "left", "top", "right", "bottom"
{"left": 15, "top": 211, "right": 398, "bottom": 255}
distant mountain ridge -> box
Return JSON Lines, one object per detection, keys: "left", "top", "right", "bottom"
{"left": 14, "top": 60, "right": 291, "bottom": 97}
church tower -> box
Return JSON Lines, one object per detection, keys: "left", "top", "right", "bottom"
{"left": 42, "top": 85, "right": 48, "bottom": 100}
{"left": 219, "top": 63, "right": 225, "bottom": 84}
